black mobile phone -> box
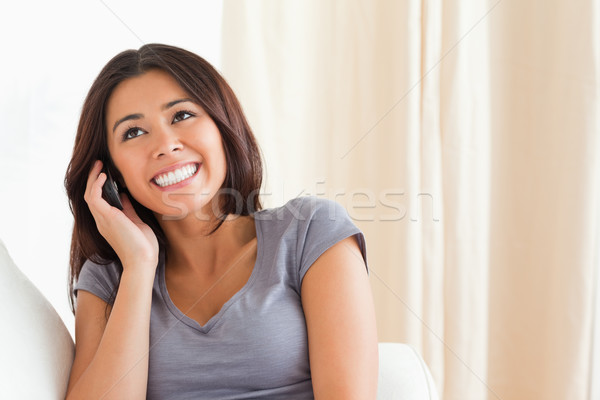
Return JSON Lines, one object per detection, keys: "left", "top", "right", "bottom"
{"left": 101, "top": 168, "right": 124, "bottom": 210}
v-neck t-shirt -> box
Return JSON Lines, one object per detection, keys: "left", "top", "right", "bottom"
{"left": 73, "top": 196, "right": 368, "bottom": 400}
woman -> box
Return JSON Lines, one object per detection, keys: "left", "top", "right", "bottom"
{"left": 64, "top": 43, "right": 378, "bottom": 399}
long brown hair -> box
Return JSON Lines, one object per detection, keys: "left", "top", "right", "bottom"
{"left": 64, "top": 44, "right": 263, "bottom": 313}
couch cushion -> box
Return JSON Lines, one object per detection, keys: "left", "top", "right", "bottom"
{"left": 0, "top": 239, "right": 74, "bottom": 399}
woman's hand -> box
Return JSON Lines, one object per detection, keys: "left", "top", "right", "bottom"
{"left": 84, "top": 160, "right": 159, "bottom": 271}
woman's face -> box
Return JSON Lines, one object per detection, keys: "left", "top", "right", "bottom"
{"left": 105, "top": 69, "right": 227, "bottom": 220}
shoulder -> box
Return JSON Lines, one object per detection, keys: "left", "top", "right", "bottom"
{"left": 255, "top": 196, "right": 349, "bottom": 225}
{"left": 74, "top": 258, "right": 122, "bottom": 305}
{"left": 282, "top": 196, "right": 360, "bottom": 239}
{"left": 80, "top": 258, "right": 122, "bottom": 281}
{"left": 256, "top": 196, "right": 366, "bottom": 284}
{"left": 254, "top": 196, "right": 358, "bottom": 248}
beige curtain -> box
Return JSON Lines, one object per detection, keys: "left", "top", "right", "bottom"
{"left": 221, "top": 1, "right": 600, "bottom": 399}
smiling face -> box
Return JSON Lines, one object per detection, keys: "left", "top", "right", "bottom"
{"left": 105, "top": 68, "right": 227, "bottom": 220}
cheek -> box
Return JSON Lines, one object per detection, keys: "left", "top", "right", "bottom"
{"left": 111, "top": 158, "right": 140, "bottom": 192}
{"left": 198, "top": 132, "right": 227, "bottom": 173}
{"left": 212, "top": 145, "right": 228, "bottom": 180}
{"left": 110, "top": 144, "right": 147, "bottom": 185}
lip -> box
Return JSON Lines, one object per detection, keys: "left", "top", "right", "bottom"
{"left": 151, "top": 161, "right": 201, "bottom": 191}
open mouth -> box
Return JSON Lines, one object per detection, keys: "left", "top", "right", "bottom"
{"left": 152, "top": 163, "right": 199, "bottom": 188}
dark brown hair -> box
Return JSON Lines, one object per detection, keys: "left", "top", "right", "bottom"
{"left": 64, "top": 43, "right": 263, "bottom": 313}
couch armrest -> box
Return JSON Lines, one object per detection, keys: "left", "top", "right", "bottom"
{"left": 0, "top": 239, "right": 74, "bottom": 399}
{"left": 378, "top": 342, "right": 439, "bottom": 400}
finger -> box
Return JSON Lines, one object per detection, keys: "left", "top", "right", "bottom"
{"left": 88, "top": 173, "right": 115, "bottom": 219}
{"left": 84, "top": 160, "right": 104, "bottom": 201}
{"left": 84, "top": 167, "right": 115, "bottom": 219}
{"left": 85, "top": 172, "right": 106, "bottom": 206}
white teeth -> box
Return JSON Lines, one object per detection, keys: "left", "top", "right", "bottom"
{"left": 154, "top": 164, "right": 198, "bottom": 187}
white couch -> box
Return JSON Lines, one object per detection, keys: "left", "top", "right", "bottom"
{"left": 0, "top": 239, "right": 438, "bottom": 399}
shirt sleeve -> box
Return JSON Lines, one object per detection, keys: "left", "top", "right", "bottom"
{"left": 73, "top": 258, "right": 122, "bottom": 305}
{"left": 295, "top": 197, "right": 368, "bottom": 286}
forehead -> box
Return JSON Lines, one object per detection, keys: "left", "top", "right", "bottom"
{"left": 106, "top": 69, "right": 189, "bottom": 119}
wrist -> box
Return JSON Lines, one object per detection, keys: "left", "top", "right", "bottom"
{"left": 120, "top": 262, "right": 158, "bottom": 283}
{"left": 119, "top": 252, "right": 158, "bottom": 270}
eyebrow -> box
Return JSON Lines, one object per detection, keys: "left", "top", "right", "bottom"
{"left": 112, "top": 98, "right": 195, "bottom": 133}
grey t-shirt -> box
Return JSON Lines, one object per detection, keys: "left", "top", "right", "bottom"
{"left": 74, "top": 196, "right": 367, "bottom": 400}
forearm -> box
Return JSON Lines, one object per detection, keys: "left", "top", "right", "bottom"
{"left": 67, "top": 268, "right": 155, "bottom": 400}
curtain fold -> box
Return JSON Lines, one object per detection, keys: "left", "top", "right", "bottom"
{"left": 221, "top": 1, "right": 600, "bottom": 398}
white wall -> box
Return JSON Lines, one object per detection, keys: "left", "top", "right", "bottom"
{"left": 0, "top": 0, "right": 223, "bottom": 337}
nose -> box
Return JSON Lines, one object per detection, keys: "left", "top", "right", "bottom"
{"left": 151, "top": 126, "right": 183, "bottom": 159}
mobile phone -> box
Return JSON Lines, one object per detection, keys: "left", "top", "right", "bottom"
{"left": 101, "top": 168, "right": 124, "bottom": 210}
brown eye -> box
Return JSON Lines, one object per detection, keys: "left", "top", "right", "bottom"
{"left": 123, "top": 127, "right": 145, "bottom": 141}
{"left": 173, "top": 110, "right": 195, "bottom": 123}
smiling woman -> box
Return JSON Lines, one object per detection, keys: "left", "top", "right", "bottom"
{"left": 105, "top": 69, "right": 228, "bottom": 219}
{"left": 63, "top": 44, "right": 378, "bottom": 399}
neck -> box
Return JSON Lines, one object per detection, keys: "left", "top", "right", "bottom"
{"left": 156, "top": 210, "right": 256, "bottom": 276}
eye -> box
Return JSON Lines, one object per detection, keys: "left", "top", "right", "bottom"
{"left": 122, "top": 127, "right": 146, "bottom": 141}
{"left": 173, "top": 110, "right": 195, "bottom": 123}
